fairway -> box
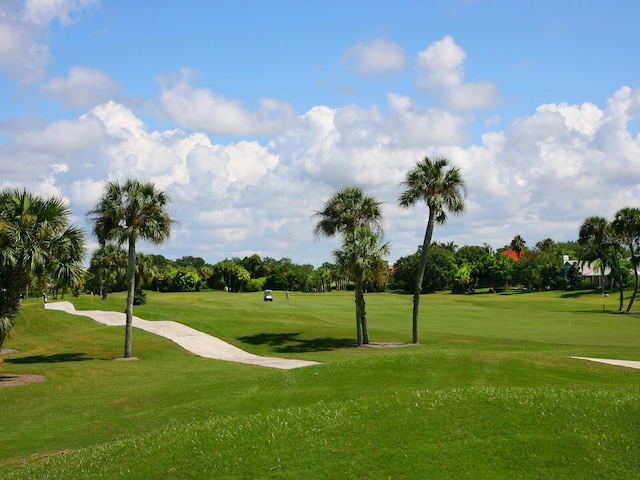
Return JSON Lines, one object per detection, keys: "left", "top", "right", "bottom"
{"left": 1, "top": 289, "right": 639, "bottom": 479}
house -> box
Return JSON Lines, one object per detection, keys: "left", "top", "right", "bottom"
{"left": 500, "top": 248, "right": 522, "bottom": 261}
{"left": 563, "top": 256, "right": 613, "bottom": 288}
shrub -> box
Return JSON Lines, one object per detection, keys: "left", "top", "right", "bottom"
{"left": 245, "top": 277, "right": 266, "bottom": 292}
{"left": 0, "top": 316, "right": 13, "bottom": 349}
{"left": 133, "top": 290, "right": 147, "bottom": 305}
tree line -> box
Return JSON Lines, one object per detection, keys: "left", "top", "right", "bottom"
{"left": 3, "top": 157, "right": 640, "bottom": 354}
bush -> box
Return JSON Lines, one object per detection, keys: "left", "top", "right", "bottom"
{"left": 245, "top": 277, "right": 266, "bottom": 292}
{"left": 0, "top": 316, "right": 13, "bottom": 349}
{"left": 578, "top": 279, "right": 595, "bottom": 290}
{"left": 133, "top": 290, "right": 147, "bottom": 306}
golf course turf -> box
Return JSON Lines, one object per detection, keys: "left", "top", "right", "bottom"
{"left": 1, "top": 289, "right": 639, "bottom": 479}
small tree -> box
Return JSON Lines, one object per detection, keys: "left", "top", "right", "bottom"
{"left": 333, "top": 227, "right": 390, "bottom": 345}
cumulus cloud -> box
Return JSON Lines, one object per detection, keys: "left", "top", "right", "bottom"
{"left": 41, "top": 66, "right": 120, "bottom": 109}
{"left": 0, "top": 0, "right": 97, "bottom": 83}
{"left": 342, "top": 38, "right": 407, "bottom": 77}
{"left": 434, "top": 86, "right": 640, "bottom": 249}
{"left": 417, "top": 35, "right": 500, "bottom": 111}
{"left": 2, "top": 80, "right": 640, "bottom": 266}
{"left": 158, "top": 69, "right": 297, "bottom": 136}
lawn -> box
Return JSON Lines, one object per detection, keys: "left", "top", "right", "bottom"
{"left": 1, "top": 289, "right": 639, "bottom": 479}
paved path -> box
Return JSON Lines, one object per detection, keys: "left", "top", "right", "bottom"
{"left": 569, "top": 356, "right": 640, "bottom": 370}
{"left": 45, "top": 301, "right": 320, "bottom": 370}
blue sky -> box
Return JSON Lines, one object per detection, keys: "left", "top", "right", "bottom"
{"left": 1, "top": 0, "right": 640, "bottom": 267}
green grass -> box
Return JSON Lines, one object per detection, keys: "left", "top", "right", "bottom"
{"left": 1, "top": 289, "right": 639, "bottom": 479}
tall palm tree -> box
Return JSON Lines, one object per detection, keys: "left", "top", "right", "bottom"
{"left": 0, "top": 188, "right": 86, "bottom": 348}
{"left": 87, "top": 179, "right": 175, "bottom": 358}
{"left": 612, "top": 207, "right": 640, "bottom": 311}
{"left": 398, "top": 157, "right": 467, "bottom": 344}
{"left": 333, "top": 226, "right": 390, "bottom": 345}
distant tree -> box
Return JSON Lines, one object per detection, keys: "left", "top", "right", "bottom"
{"left": 473, "top": 252, "right": 512, "bottom": 290}
{"left": 89, "top": 244, "right": 127, "bottom": 299}
{"left": 451, "top": 262, "right": 476, "bottom": 294}
{"left": 241, "top": 254, "right": 264, "bottom": 278}
{"left": 135, "top": 253, "right": 158, "bottom": 291}
{"left": 392, "top": 251, "right": 420, "bottom": 292}
{"left": 175, "top": 256, "right": 206, "bottom": 270}
{"left": 455, "top": 245, "right": 489, "bottom": 266}
{"left": 87, "top": 179, "right": 175, "bottom": 358}
{"left": 211, "top": 260, "right": 250, "bottom": 292}
{"left": 0, "top": 188, "right": 86, "bottom": 348}
{"left": 578, "top": 216, "right": 625, "bottom": 310}
{"left": 172, "top": 267, "right": 202, "bottom": 292}
{"left": 534, "top": 238, "right": 556, "bottom": 253}
{"left": 398, "top": 157, "right": 467, "bottom": 343}
{"left": 510, "top": 234, "right": 526, "bottom": 259}
{"left": 431, "top": 241, "right": 457, "bottom": 252}
{"left": 613, "top": 207, "right": 640, "bottom": 311}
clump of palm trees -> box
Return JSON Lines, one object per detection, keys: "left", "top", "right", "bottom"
{"left": 313, "top": 187, "right": 389, "bottom": 346}
{"left": 0, "top": 188, "right": 86, "bottom": 349}
{"left": 314, "top": 157, "right": 468, "bottom": 345}
{"left": 579, "top": 207, "right": 640, "bottom": 312}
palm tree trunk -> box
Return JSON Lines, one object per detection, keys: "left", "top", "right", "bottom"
{"left": 355, "top": 273, "right": 369, "bottom": 345}
{"left": 124, "top": 241, "right": 136, "bottom": 358}
{"left": 627, "top": 264, "right": 639, "bottom": 311}
{"left": 354, "top": 293, "right": 362, "bottom": 346}
{"left": 412, "top": 208, "right": 436, "bottom": 344}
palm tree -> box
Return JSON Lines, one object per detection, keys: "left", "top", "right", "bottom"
{"left": 0, "top": 188, "right": 86, "bottom": 348}
{"left": 333, "top": 227, "right": 390, "bottom": 345}
{"left": 510, "top": 234, "right": 526, "bottom": 259}
{"left": 87, "top": 179, "right": 175, "bottom": 358}
{"left": 613, "top": 207, "right": 640, "bottom": 311}
{"left": 398, "top": 157, "right": 467, "bottom": 343}
{"left": 578, "top": 216, "right": 625, "bottom": 311}
{"left": 313, "top": 186, "right": 384, "bottom": 239}
{"left": 89, "top": 244, "right": 127, "bottom": 299}
{"left": 313, "top": 186, "right": 385, "bottom": 344}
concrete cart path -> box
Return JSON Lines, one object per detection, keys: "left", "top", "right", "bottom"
{"left": 569, "top": 356, "right": 640, "bottom": 370}
{"left": 45, "top": 301, "right": 320, "bottom": 370}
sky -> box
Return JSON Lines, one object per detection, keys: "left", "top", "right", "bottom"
{"left": 1, "top": 0, "right": 640, "bottom": 267}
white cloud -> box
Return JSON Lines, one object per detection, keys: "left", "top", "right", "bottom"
{"left": 2, "top": 82, "right": 640, "bottom": 267}
{"left": 41, "top": 66, "right": 120, "bottom": 109}
{"left": 342, "top": 38, "right": 407, "bottom": 77}
{"left": 159, "top": 69, "right": 297, "bottom": 136}
{"left": 416, "top": 35, "right": 500, "bottom": 111}
{"left": 417, "top": 35, "right": 465, "bottom": 90}
{"left": 0, "top": 0, "right": 97, "bottom": 83}
{"left": 16, "top": 116, "right": 106, "bottom": 153}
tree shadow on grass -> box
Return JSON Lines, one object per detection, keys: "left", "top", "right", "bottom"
{"left": 5, "top": 353, "right": 94, "bottom": 364}
{"left": 561, "top": 290, "right": 606, "bottom": 298}
{"left": 237, "top": 333, "right": 353, "bottom": 353}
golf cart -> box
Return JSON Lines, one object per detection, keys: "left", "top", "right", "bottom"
{"left": 263, "top": 290, "right": 273, "bottom": 301}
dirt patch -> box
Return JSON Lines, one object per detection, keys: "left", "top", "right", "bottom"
{"left": 0, "top": 374, "right": 45, "bottom": 388}
{"left": 357, "top": 342, "right": 417, "bottom": 348}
